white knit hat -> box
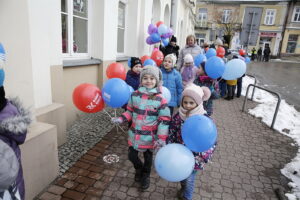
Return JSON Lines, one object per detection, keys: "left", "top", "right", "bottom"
{"left": 164, "top": 54, "right": 177, "bottom": 67}
{"left": 140, "top": 65, "right": 163, "bottom": 86}
{"left": 182, "top": 83, "right": 211, "bottom": 105}
{"left": 184, "top": 54, "right": 194, "bottom": 64}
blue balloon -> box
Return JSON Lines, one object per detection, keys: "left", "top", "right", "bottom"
{"left": 155, "top": 144, "right": 195, "bottom": 182}
{"left": 102, "top": 78, "right": 130, "bottom": 108}
{"left": 158, "top": 24, "right": 168, "bottom": 35}
{"left": 182, "top": 115, "right": 217, "bottom": 152}
{"left": 205, "top": 48, "right": 217, "bottom": 59}
{"left": 194, "top": 54, "right": 207, "bottom": 67}
{"left": 128, "top": 85, "right": 134, "bottom": 94}
{"left": 0, "top": 69, "right": 5, "bottom": 86}
{"left": 150, "top": 33, "right": 161, "bottom": 43}
{"left": 205, "top": 56, "right": 225, "bottom": 79}
{"left": 222, "top": 59, "right": 247, "bottom": 80}
{"left": 245, "top": 56, "right": 251, "bottom": 64}
{"left": 161, "top": 86, "right": 171, "bottom": 103}
{"left": 143, "top": 59, "right": 156, "bottom": 66}
{"left": 162, "top": 38, "right": 169, "bottom": 47}
{"left": 127, "top": 58, "right": 131, "bottom": 67}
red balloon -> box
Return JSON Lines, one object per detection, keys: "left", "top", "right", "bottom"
{"left": 140, "top": 55, "right": 151, "bottom": 65}
{"left": 73, "top": 83, "right": 105, "bottom": 113}
{"left": 239, "top": 49, "right": 246, "bottom": 56}
{"left": 106, "top": 62, "right": 126, "bottom": 80}
{"left": 151, "top": 50, "right": 164, "bottom": 66}
{"left": 156, "top": 21, "right": 164, "bottom": 27}
{"left": 216, "top": 47, "right": 225, "bottom": 58}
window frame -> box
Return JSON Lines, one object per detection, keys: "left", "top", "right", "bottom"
{"left": 264, "top": 9, "right": 276, "bottom": 25}
{"left": 292, "top": 6, "right": 300, "bottom": 22}
{"left": 198, "top": 8, "right": 207, "bottom": 27}
{"left": 61, "top": 0, "right": 90, "bottom": 59}
{"left": 222, "top": 9, "right": 232, "bottom": 24}
{"left": 117, "top": 1, "right": 127, "bottom": 56}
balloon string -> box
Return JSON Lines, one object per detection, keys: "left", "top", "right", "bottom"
{"left": 103, "top": 109, "right": 126, "bottom": 134}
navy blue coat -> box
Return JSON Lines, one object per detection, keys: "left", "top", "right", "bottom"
{"left": 161, "top": 68, "right": 183, "bottom": 107}
{"left": 125, "top": 70, "right": 140, "bottom": 90}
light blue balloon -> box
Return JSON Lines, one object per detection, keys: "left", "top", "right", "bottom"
{"left": 205, "top": 56, "right": 225, "bottom": 79}
{"left": 222, "top": 59, "right": 247, "bottom": 80}
{"left": 127, "top": 58, "right": 131, "bottom": 67}
{"left": 205, "top": 48, "right": 217, "bottom": 59}
{"left": 182, "top": 115, "right": 217, "bottom": 152}
{"left": 155, "top": 143, "right": 195, "bottom": 182}
{"left": 0, "top": 69, "right": 5, "bottom": 86}
{"left": 162, "top": 38, "right": 169, "bottom": 47}
{"left": 158, "top": 24, "right": 168, "bottom": 35}
{"left": 102, "top": 78, "right": 130, "bottom": 108}
{"left": 128, "top": 85, "right": 134, "bottom": 94}
{"left": 150, "top": 33, "right": 161, "bottom": 43}
{"left": 245, "top": 56, "right": 251, "bottom": 64}
{"left": 194, "top": 54, "right": 207, "bottom": 68}
{"left": 143, "top": 59, "right": 156, "bottom": 66}
{"left": 161, "top": 86, "right": 171, "bottom": 103}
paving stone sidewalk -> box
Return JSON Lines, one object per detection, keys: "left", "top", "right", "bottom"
{"left": 36, "top": 97, "right": 297, "bottom": 200}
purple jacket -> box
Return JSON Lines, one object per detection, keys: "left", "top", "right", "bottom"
{"left": 0, "top": 98, "right": 31, "bottom": 200}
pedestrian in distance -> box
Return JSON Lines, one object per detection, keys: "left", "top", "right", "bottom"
{"left": 263, "top": 46, "right": 271, "bottom": 62}
{"left": 225, "top": 79, "right": 237, "bottom": 100}
{"left": 167, "top": 83, "right": 217, "bottom": 200}
{"left": 180, "top": 54, "right": 199, "bottom": 88}
{"left": 177, "top": 35, "right": 204, "bottom": 70}
{"left": 257, "top": 47, "right": 262, "bottom": 61}
{"left": 251, "top": 47, "right": 257, "bottom": 61}
{"left": 111, "top": 66, "right": 171, "bottom": 190}
{"left": 161, "top": 54, "right": 183, "bottom": 116}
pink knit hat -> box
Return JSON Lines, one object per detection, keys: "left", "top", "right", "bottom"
{"left": 181, "top": 83, "right": 211, "bottom": 105}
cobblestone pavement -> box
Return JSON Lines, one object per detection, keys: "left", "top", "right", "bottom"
{"left": 36, "top": 97, "right": 297, "bottom": 200}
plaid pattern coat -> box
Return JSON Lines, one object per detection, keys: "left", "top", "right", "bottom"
{"left": 121, "top": 86, "right": 171, "bottom": 150}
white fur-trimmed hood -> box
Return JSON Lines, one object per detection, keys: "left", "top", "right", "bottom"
{"left": 0, "top": 97, "right": 32, "bottom": 135}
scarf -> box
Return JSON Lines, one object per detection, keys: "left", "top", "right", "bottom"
{"left": 181, "top": 66, "right": 194, "bottom": 82}
{"left": 179, "top": 104, "right": 207, "bottom": 121}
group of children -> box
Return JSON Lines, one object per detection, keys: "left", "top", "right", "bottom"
{"left": 112, "top": 52, "right": 219, "bottom": 200}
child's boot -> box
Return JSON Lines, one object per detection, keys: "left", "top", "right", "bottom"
{"left": 134, "top": 169, "right": 142, "bottom": 182}
{"left": 141, "top": 173, "right": 150, "bottom": 190}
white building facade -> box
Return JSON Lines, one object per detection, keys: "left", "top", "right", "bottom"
{"left": 0, "top": 0, "right": 196, "bottom": 199}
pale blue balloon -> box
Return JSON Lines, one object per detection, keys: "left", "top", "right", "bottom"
{"left": 155, "top": 144, "right": 195, "bottom": 182}
{"left": 205, "top": 48, "right": 217, "bottom": 59}
{"left": 162, "top": 38, "right": 169, "bottom": 47}
{"left": 245, "top": 56, "right": 251, "bottom": 64}
{"left": 205, "top": 56, "right": 225, "bottom": 79}
{"left": 102, "top": 78, "right": 130, "bottom": 108}
{"left": 143, "top": 59, "right": 156, "bottom": 66}
{"left": 222, "top": 59, "right": 247, "bottom": 80}
{"left": 161, "top": 86, "right": 171, "bottom": 103}
{"left": 128, "top": 85, "right": 134, "bottom": 94}
{"left": 182, "top": 115, "right": 217, "bottom": 152}
{"left": 158, "top": 24, "right": 168, "bottom": 35}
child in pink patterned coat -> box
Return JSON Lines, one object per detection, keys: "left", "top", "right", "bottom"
{"left": 167, "top": 83, "right": 217, "bottom": 200}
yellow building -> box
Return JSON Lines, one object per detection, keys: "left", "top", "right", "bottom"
{"left": 281, "top": 1, "right": 300, "bottom": 55}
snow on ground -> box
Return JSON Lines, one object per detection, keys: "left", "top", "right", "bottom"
{"left": 242, "top": 76, "right": 300, "bottom": 200}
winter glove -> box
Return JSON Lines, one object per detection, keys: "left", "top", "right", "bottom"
{"left": 154, "top": 139, "right": 166, "bottom": 150}
{"left": 111, "top": 117, "right": 123, "bottom": 124}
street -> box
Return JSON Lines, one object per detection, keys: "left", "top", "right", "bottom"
{"left": 246, "top": 61, "right": 300, "bottom": 111}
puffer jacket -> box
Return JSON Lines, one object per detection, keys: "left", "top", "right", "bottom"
{"left": 121, "top": 86, "right": 171, "bottom": 150}
{"left": 125, "top": 70, "right": 140, "bottom": 90}
{"left": 167, "top": 113, "right": 217, "bottom": 170}
{"left": 177, "top": 44, "right": 204, "bottom": 70}
{"left": 161, "top": 67, "right": 183, "bottom": 107}
{"left": 0, "top": 98, "right": 31, "bottom": 200}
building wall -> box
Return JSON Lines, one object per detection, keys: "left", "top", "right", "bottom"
{"left": 281, "top": 29, "right": 300, "bottom": 54}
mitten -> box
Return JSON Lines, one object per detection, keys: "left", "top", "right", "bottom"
{"left": 154, "top": 139, "right": 166, "bottom": 150}
{"left": 111, "top": 117, "right": 123, "bottom": 124}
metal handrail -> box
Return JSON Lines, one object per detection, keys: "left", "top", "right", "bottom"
{"left": 245, "top": 74, "right": 257, "bottom": 100}
{"left": 242, "top": 84, "right": 281, "bottom": 129}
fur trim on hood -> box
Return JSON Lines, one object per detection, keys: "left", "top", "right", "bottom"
{"left": 0, "top": 97, "right": 32, "bottom": 135}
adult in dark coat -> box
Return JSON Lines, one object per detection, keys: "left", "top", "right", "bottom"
{"left": 257, "top": 47, "right": 262, "bottom": 61}
{"left": 159, "top": 35, "right": 180, "bottom": 59}
{"left": 263, "top": 46, "right": 271, "bottom": 62}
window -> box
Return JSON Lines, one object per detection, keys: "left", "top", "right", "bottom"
{"left": 286, "top": 34, "right": 298, "bottom": 53}
{"left": 61, "top": 0, "right": 88, "bottom": 56}
{"left": 222, "top": 9, "right": 231, "bottom": 24}
{"left": 198, "top": 8, "right": 207, "bottom": 26}
{"left": 292, "top": 7, "right": 300, "bottom": 22}
{"left": 117, "top": 2, "right": 126, "bottom": 54}
{"left": 264, "top": 9, "right": 276, "bottom": 25}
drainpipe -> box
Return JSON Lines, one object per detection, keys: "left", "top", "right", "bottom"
{"left": 170, "top": 0, "right": 178, "bottom": 35}
{"left": 278, "top": 0, "right": 293, "bottom": 58}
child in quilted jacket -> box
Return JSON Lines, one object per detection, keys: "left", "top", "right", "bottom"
{"left": 112, "top": 65, "right": 171, "bottom": 190}
{"left": 193, "top": 62, "right": 220, "bottom": 116}
{"left": 125, "top": 57, "right": 142, "bottom": 91}
{"left": 167, "top": 83, "right": 217, "bottom": 200}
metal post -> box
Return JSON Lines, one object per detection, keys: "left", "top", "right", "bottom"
{"left": 246, "top": 12, "right": 255, "bottom": 52}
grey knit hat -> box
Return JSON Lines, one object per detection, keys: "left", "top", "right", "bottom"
{"left": 0, "top": 140, "right": 19, "bottom": 192}
{"left": 140, "top": 65, "right": 163, "bottom": 86}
